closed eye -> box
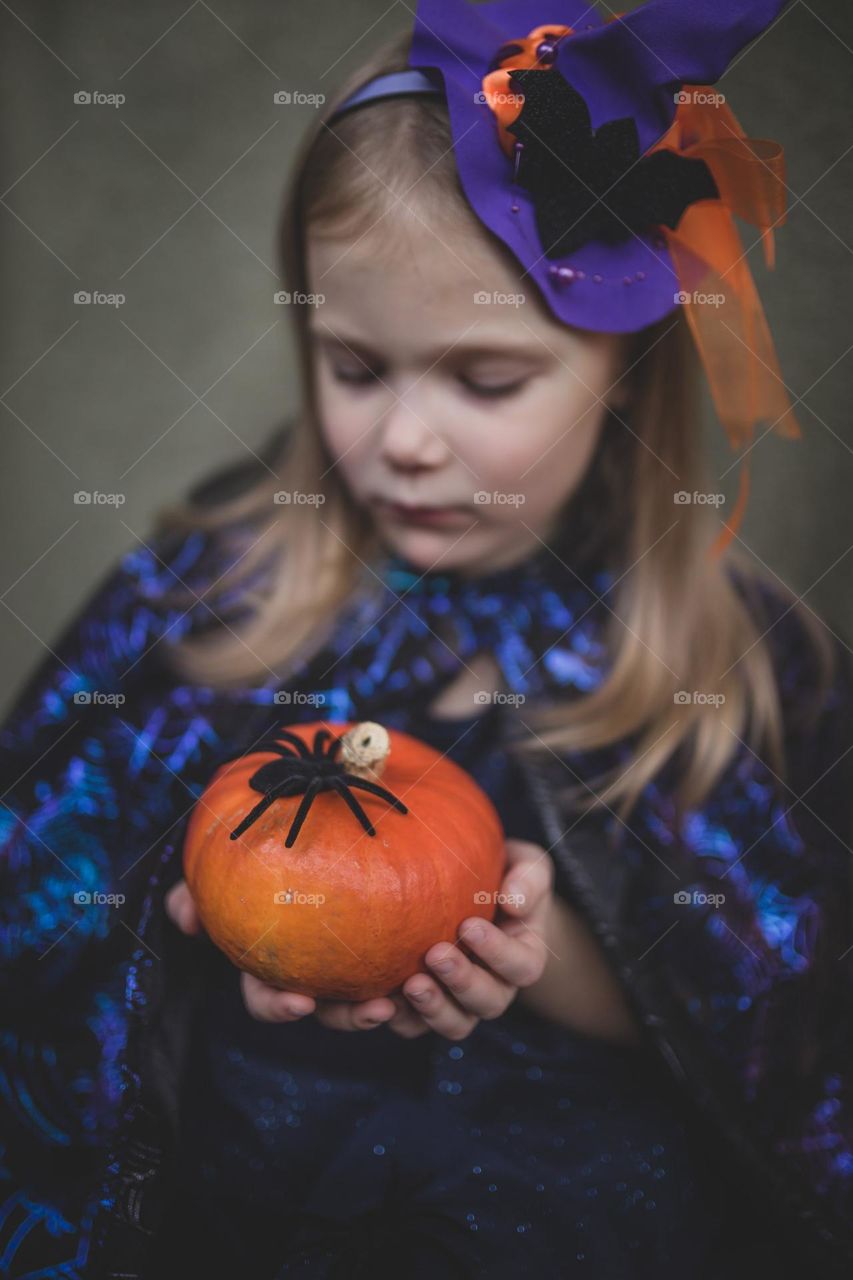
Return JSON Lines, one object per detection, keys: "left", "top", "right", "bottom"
{"left": 459, "top": 375, "right": 527, "bottom": 400}
{"left": 329, "top": 364, "right": 528, "bottom": 399}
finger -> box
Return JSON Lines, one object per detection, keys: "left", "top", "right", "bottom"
{"left": 423, "top": 941, "right": 516, "bottom": 1020}
{"left": 499, "top": 839, "right": 554, "bottom": 927}
{"left": 241, "top": 972, "right": 317, "bottom": 1023}
{"left": 385, "top": 994, "right": 431, "bottom": 1039}
{"left": 165, "top": 879, "right": 203, "bottom": 936}
{"left": 401, "top": 972, "right": 479, "bottom": 1041}
{"left": 455, "top": 916, "right": 547, "bottom": 990}
{"left": 313, "top": 996, "right": 397, "bottom": 1032}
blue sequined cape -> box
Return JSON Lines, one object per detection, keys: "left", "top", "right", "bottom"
{"left": 1, "top": 512, "right": 852, "bottom": 1277}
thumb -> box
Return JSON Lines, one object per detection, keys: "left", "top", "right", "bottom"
{"left": 165, "top": 878, "right": 204, "bottom": 936}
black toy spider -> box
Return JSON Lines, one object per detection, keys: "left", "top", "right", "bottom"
{"left": 229, "top": 726, "right": 409, "bottom": 849}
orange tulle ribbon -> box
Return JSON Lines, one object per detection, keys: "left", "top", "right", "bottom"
{"left": 481, "top": 28, "right": 802, "bottom": 559}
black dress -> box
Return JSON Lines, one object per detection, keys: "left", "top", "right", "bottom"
{"left": 153, "top": 703, "right": 736, "bottom": 1278}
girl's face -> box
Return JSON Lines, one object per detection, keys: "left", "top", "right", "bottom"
{"left": 306, "top": 218, "right": 628, "bottom": 576}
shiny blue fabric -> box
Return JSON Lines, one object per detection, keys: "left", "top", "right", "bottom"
{"left": 0, "top": 519, "right": 851, "bottom": 1276}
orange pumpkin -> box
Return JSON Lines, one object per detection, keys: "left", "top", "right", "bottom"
{"left": 183, "top": 719, "right": 506, "bottom": 1000}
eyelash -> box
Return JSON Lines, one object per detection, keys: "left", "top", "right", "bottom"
{"left": 330, "top": 367, "right": 526, "bottom": 400}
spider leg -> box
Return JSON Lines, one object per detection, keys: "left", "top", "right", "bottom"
{"left": 313, "top": 728, "right": 333, "bottom": 758}
{"left": 328, "top": 777, "right": 377, "bottom": 837}
{"left": 340, "top": 774, "right": 409, "bottom": 814}
{"left": 285, "top": 776, "right": 325, "bottom": 848}
{"left": 269, "top": 728, "right": 311, "bottom": 758}
{"left": 230, "top": 789, "right": 280, "bottom": 839}
{"left": 257, "top": 742, "right": 301, "bottom": 760}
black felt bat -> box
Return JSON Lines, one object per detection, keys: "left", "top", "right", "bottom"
{"left": 507, "top": 67, "right": 718, "bottom": 258}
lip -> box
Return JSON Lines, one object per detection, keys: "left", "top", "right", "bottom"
{"left": 374, "top": 498, "right": 471, "bottom": 528}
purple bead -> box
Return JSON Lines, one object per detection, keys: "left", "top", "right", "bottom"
{"left": 536, "top": 40, "right": 558, "bottom": 65}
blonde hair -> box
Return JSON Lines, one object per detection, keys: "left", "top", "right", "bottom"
{"left": 153, "top": 32, "right": 834, "bottom": 830}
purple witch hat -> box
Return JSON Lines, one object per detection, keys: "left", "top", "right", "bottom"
{"left": 329, "top": 0, "right": 802, "bottom": 553}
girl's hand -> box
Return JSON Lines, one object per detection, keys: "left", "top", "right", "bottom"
{"left": 391, "top": 838, "right": 552, "bottom": 1040}
{"left": 164, "top": 838, "right": 552, "bottom": 1039}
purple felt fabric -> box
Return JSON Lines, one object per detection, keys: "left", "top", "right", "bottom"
{"left": 407, "top": 0, "right": 789, "bottom": 332}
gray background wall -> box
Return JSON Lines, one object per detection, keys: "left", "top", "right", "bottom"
{"left": 2, "top": 0, "right": 852, "bottom": 717}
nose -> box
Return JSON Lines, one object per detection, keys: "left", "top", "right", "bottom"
{"left": 377, "top": 393, "right": 448, "bottom": 473}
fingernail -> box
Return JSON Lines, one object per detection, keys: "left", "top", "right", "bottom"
{"left": 408, "top": 985, "right": 430, "bottom": 1001}
{"left": 463, "top": 922, "right": 486, "bottom": 943}
{"left": 429, "top": 958, "right": 454, "bottom": 975}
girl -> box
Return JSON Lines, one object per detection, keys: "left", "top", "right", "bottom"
{"left": 2, "top": 2, "right": 852, "bottom": 1277}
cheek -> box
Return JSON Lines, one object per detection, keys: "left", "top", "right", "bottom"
{"left": 473, "top": 392, "right": 606, "bottom": 495}
{"left": 314, "top": 377, "right": 373, "bottom": 470}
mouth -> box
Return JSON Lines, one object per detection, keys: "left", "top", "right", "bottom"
{"left": 373, "top": 498, "right": 472, "bottom": 528}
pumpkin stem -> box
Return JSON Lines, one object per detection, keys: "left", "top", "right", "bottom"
{"left": 339, "top": 721, "right": 390, "bottom": 781}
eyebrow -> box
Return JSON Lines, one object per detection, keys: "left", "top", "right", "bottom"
{"left": 307, "top": 327, "right": 549, "bottom": 364}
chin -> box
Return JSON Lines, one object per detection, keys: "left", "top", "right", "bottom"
{"left": 376, "top": 522, "right": 480, "bottom": 573}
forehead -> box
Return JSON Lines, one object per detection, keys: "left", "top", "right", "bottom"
{"left": 306, "top": 219, "right": 566, "bottom": 359}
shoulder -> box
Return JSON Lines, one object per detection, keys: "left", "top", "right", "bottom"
{"left": 728, "top": 560, "right": 853, "bottom": 859}
{"left": 727, "top": 558, "right": 852, "bottom": 732}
